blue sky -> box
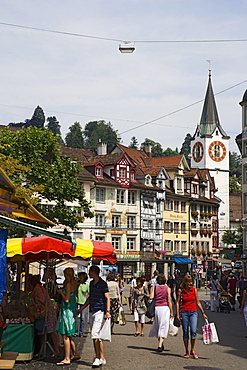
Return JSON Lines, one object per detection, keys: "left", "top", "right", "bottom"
{"left": 1, "top": 0, "right": 247, "bottom": 153}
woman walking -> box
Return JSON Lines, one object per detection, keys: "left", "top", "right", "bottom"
{"left": 56, "top": 268, "right": 80, "bottom": 366}
{"left": 106, "top": 272, "right": 121, "bottom": 334}
{"left": 175, "top": 275, "right": 208, "bottom": 359}
{"left": 132, "top": 277, "right": 149, "bottom": 337}
{"left": 149, "top": 274, "right": 173, "bottom": 352}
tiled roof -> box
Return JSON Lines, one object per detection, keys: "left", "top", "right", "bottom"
{"left": 148, "top": 155, "right": 183, "bottom": 168}
{"left": 60, "top": 146, "right": 95, "bottom": 162}
{"left": 0, "top": 124, "right": 21, "bottom": 132}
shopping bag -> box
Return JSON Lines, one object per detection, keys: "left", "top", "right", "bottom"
{"left": 168, "top": 318, "right": 178, "bottom": 336}
{"left": 145, "top": 299, "right": 155, "bottom": 319}
{"left": 122, "top": 295, "right": 128, "bottom": 305}
{"left": 173, "top": 317, "right": 181, "bottom": 328}
{"left": 119, "top": 307, "right": 126, "bottom": 326}
{"left": 99, "top": 318, "right": 111, "bottom": 342}
{"left": 209, "top": 322, "right": 219, "bottom": 343}
{"left": 202, "top": 320, "right": 211, "bottom": 345}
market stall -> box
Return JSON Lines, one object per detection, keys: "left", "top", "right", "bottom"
{"left": 1, "top": 235, "right": 116, "bottom": 360}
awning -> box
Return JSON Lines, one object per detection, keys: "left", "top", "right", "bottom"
{"left": 7, "top": 236, "right": 117, "bottom": 264}
{"left": 172, "top": 257, "right": 194, "bottom": 263}
{"left": 0, "top": 167, "right": 54, "bottom": 225}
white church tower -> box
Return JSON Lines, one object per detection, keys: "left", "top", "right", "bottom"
{"left": 190, "top": 70, "right": 230, "bottom": 247}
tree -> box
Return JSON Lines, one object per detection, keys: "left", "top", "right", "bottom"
{"left": 229, "top": 151, "right": 242, "bottom": 177}
{"left": 222, "top": 227, "right": 243, "bottom": 253}
{"left": 140, "top": 138, "right": 164, "bottom": 157}
{"left": 0, "top": 127, "right": 93, "bottom": 229}
{"left": 46, "top": 116, "right": 64, "bottom": 145}
{"left": 65, "top": 122, "right": 84, "bottom": 148}
{"left": 163, "top": 147, "right": 179, "bottom": 157}
{"left": 8, "top": 105, "right": 46, "bottom": 129}
{"left": 229, "top": 176, "right": 242, "bottom": 193}
{"left": 83, "top": 120, "right": 118, "bottom": 152}
{"left": 129, "top": 136, "right": 139, "bottom": 149}
{"left": 180, "top": 133, "right": 192, "bottom": 165}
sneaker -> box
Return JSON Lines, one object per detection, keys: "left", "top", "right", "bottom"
{"left": 100, "top": 359, "right": 106, "bottom": 365}
{"left": 92, "top": 358, "right": 102, "bottom": 367}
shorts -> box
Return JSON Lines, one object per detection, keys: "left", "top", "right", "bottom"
{"left": 134, "top": 310, "right": 145, "bottom": 324}
{"left": 89, "top": 310, "right": 104, "bottom": 339}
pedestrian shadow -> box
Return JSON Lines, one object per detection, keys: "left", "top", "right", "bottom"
{"left": 183, "top": 367, "right": 222, "bottom": 370}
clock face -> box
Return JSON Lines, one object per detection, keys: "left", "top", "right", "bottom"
{"left": 208, "top": 141, "right": 226, "bottom": 162}
{"left": 192, "top": 142, "right": 204, "bottom": 162}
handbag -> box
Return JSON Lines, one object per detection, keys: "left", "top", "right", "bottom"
{"left": 122, "top": 295, "right": 128, "bottom": 305}
{"left": 168, "top": 318, "right": 178, "bottom": 336}
{"left": 28, "top": 302, "right": 46, "bottom": 320}
{"left": 119, "top": 307, "right": 126, "bottom": 326}
{"left": 99, "top": 318, "right": 111, "bottom": 342}
{"left": 202, "top": 320, "right": 219, "bottom": 345}
{"left": 173, "top": 316, "right": 181, "bottom": 328}
{"left": 145, "top": 287, "right": 156, "bottom": 319}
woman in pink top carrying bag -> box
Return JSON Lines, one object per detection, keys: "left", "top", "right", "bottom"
{"left": 149, "top": 274, "right": 173, "bottom": 352}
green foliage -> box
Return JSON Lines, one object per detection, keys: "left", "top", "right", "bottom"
{"left": 65, "top": 122, "right": 84, "bottom": 148}
{"left": 229, "top": 151, "right": 242, "bottom": 177}
{"left": 83, "top": 120, "right": 118, "bottom": 152}
{"left": 46, "top": 116, "right": 64, "bottom": 146}
{"left": 229, "top": 176, "right": 242, "bottom": 193}
{"left": 180, "top": 133, "right": 192, "bottom": 165}
{"left": 140, "top": 138, "right": 164, "bottom": 157}
{"left": 163, "top": 147, "right": 179, "bottom": 157}
{"left": 26, "top": 105, "right": 45, "bottom": 129}
{"left": 222, "top": 227, "right": 243, "bottom": 250}
{"left": 0, "top": 127, "right": 93, "bottom": 229}
{"left": 129, "top": 136, "right": 139, "bottom": 149}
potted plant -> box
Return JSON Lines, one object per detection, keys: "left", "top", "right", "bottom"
{"left": 191, "top": 211, "right": 198, "bottom": 218}
{"left": 202, "top": 250, "right": 206, "bottom": 257}
{"left": 196, "top": 250, "right": 202, "bottom": 256}
{"left": 191, "top": 229, "right": 198, "bottom": 235}
{"left": 191, "top": 249, "right": 196, "bottom": 256}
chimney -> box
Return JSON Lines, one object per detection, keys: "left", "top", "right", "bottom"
{"left": 97, "top": 140, "right": 107, "bottom": 155}
{"left": 145, "top": 143, "right": 152, "bottom": 157}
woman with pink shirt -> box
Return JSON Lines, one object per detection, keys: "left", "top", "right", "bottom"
{"left": 149, "top": 274, "right": 173, "bottom": 352}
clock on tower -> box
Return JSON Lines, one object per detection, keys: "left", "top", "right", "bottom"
{"left": 208, "top": 141, "right": 226, "bottom": 162}
{"left": 192, "top": 141, "right": 204, "bottom": 162}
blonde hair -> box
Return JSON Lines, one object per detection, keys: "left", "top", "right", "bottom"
{"left": 64, "top": 268, "right": 75, "bottom": 281}
{"left": 181, "top": 275, "right": 193, "bottom": 289}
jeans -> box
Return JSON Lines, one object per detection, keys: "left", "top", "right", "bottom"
{"left": 181, "top": 311, "right": 198, "bottom": 341}
{"left": 210, "top": 290, "right": 219, "bottom": 311}
{"left": 78, "top": 304, "right": 87, "bottom": 336}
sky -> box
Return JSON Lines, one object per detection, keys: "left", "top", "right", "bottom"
{"left": 1, "top": 0, "right": 247, "bottom": 154}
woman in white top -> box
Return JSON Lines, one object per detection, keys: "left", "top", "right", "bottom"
{"left": 106, "top": 273, "right": 121, "bottom": 334}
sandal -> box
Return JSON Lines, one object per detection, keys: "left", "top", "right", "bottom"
{"left": 184, "top": 354, "right": 190, "bottom": 358}
{"left": 71, "top": 355, "right": 81, "bottom": 361}
{"left": 190, "top": 351, "right": 199, "bottom": 359}
{"left": 134, "top": 332, "right": 140, "bottom": 337}
{"left": 140, "top": 333, "right": 144, "bottom": 337}
{"left": 56, "top": 361, "right": 71, "bottom": 366}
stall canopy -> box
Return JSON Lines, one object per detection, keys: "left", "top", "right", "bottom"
{"left": 7, "top": 236, "right": 117, "bottom": 264}
{"left": 171, "top": 257, "right": 194, "bottom": 263}
{"left": 0, "top": 167, "right": 54, "bottom": 225}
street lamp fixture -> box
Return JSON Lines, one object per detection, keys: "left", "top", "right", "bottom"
{"left": 119, "top": 42, "right": 135, "bottom": 53}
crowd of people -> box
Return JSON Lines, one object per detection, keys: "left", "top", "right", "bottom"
{"left": 26, "top": 266, "right": 247, "bottom": 367}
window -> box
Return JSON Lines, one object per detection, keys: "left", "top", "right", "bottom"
{"left": 95, "top": 167, "right": 102, "bottom": 177}
{"left": 112, "top": 236, "right": 121, "bottom": 250}
{"left": 174, "top": 201, "right": 179, "bottom": 212}
{"left": 244, "top": 166, "right": 247, "bottom": 183}
{"left": 145, "top": 175, "right": 152, "bottom": 186}
{"left": 116, "top": 189, "right": 125, "bottom": 204}
{"left": 177, "top": 177, "right": 182, "bottom": 191}
{"left": 128, "top": 190, "right": 136, "bottom": 205}
{"left": 181, "top": 202, "right": 186, "bottom": 212}
{"left": 212, "top": 220, "right": 217, "bottom": 231}
{"left": 95, "top": 235, "right": 105, "bottom": 241}
{"left": 244, "top": 141, "right": 247, "bottom": 156}
{"left": 184, "top": 181, "right": 190, "bottom": 192}
{"left": 95, "top": 214, "right": 105, "bottom": 227}
{"left": 174, "top": 241, "right": 180, "bottom": 252}
{"left": 148, "top": 220, "right": 153, "bottom": 229}
{"left": 181, "top": 223, "right": 186, "bottom": 234}
{"left": 119, "top": 167, "right": 126, "bottom": 178}
{"left": 110, "top": 169, "right": 115, "bottom": 178}
{"left": 127, "top": 216, "right": 136, "bottom": 229}
{"left": 165, "top": 240, "right": 173, "bottom": 252}
{"left": 181, "top": 241, "right": 187, "bottom": 252}
{"left": 164, "top": 221, "right": 173, "bottom": 233}
{"left": 112, "top": 215, "right": 121, "bottom": 228}
{"left": 127, "top": 237, "right": 136, "bottom": 250}
{"left": 96, "top": 188, "right": 105, "bottom": 202}
{"left": 192, "top": 184, "right": 198, "bottom": 194}
{"left": 244, "top": 194, "right": 247, "bottom": 214}
{"left": 212, "top": 236, "right": 217, "bottom": 247}
{"left": 157, "top": 201, "right": 161, "bottom": 213}
{"left": 130, "top": 171, "right": 135, "bottom": 180}
{"left": 174, "top": 222, "right": 179, "bottom": 233}
{"left": 142, "top": 219, "right": 148, "bottom": 229}
{"left": 165, "top": 199, "right": 173, "bottom": 210}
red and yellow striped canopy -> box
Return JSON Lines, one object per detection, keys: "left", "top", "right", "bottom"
{"left": 7, "top": 236, "right": 117, "bottom": 264}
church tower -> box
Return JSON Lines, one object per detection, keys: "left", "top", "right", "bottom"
{"left": 190, "top": 70, "right": 230, "bottom": 245}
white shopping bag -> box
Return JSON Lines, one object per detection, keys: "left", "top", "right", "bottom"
{"left": 209, "top": 322, "right": 219, "bottom": 343}
{"left": 202, "top": 320, "right": 219, "bottom": 345}
{"left": 168, "top": 318, "right": 178, "bottom": 336}
{"left": 99, "top": 318, "right": 111, "bottom": 342}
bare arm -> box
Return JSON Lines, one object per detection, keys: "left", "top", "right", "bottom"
{"left": 116, "top": 282, "right": 121, "bottom": 305}
{"left": 167, "top": 287, "right": 173, "bottom": 316}
{"left": 195, "top": 288, "right": 208, "bottom": 320}
{"left": 175, "top": 289, "right": 181, "bottom": 318}
{"left": 104, "top": 291, "right": 111, "bottom": 318}
{"left": 149, "top": 285, "right": 155, "bottom": 300}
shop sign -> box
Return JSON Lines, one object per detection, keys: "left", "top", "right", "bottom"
{"left": 117, "top": 253, "right": 140, "bottom": 259}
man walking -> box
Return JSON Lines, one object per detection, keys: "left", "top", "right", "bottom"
{"left": 77, "top": 265, "right": 111, "bottom": 367}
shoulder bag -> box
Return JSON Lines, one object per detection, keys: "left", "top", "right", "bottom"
{"left": 145, "top": 287, "right": 156, "bottom": 319}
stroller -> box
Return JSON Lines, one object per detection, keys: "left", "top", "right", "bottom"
{"left": 217, "top": 291, "right": 231, "bottom": 313}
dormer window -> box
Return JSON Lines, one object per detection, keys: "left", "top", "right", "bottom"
{"left": 130, "top": 171, "right": 136, "bottom": 181}
{"left": 95, "top": 167, "right": 102, "bottom": 178}
{"left": 119, "top": 167, "right": 126, "bottom": 178}
{"left": 145, "top": 175, "right": 152, "bottom": 186}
